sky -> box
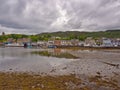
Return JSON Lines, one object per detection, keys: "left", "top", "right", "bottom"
{"left": 0, "top": 0, "right": 120, "bottom": 34}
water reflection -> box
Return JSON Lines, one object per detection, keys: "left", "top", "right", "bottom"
{"left": 0, "top": 47, "right": 30, "bottom": 58}
{"left": 0, "top": 48, "right": 77, "bottom": 74}
{"left": 31, "top": 48, "right": 79, "bottom": 59}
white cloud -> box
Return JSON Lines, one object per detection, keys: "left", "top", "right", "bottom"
{"left": 51, "top": 2, "right": 70, "bottom": 29}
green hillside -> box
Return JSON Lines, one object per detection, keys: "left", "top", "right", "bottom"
{"left": 0, "top": 30, "right": 120, "bottom": 42}
{"left": 37, "top": 30, "right": 120, "bottom": 40}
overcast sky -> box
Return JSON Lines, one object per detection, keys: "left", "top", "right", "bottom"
{"left": 0, "top": 0, "right": 120, "bottom": 34}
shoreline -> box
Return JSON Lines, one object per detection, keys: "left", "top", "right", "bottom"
{"left": 1, "top": 46, "right": 120, "bottom": 50}
{"left": 56, "top": 46, "right": 120, "bottom": 50}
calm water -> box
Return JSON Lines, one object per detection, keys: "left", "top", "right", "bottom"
{"left": 0, "top": 47, "right": 120, "bottom": 76}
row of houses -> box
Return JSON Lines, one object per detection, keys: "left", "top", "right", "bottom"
{"left": 96, "top": 38, "right": 120, "bottom": 47}
{"left": 6, "top": 38, "right": 31, "bottom": 44}
{"left": 4, "top": 38, "right": 31, "bottom": 47}
{"left": 3, "top": 37, "right": 120, "bottom": 48}
{"left": 37, "top": 37, "right": 120, "bottom": 48}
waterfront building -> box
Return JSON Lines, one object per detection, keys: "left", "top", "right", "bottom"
{"left": 78, "top": 41, "right": 85, "bottom": 46}
{"left": 71, "top": 39, "right": 79, "bottom": 46}
{"left": 54, "top": 40, "right": 61, "bottom": 46}
{"left": 37, "top": 41, "right": 47, "bottom": 47}
{"left": 7, "top": 38, "right": 16, "bottom": 44}
{"left": 84, "top": 37, "right": 96, "bottom": 46}
{"left": 102, "top": 38, "right": 113, "bottom": 47}
{"left": 61, "top": 40, "right": 72, "bottom": 46}
{"left": 111, "top": 38, "right": 120, "bottom": 47}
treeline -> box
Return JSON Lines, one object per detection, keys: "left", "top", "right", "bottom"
{"left": 0, "top": 30, "right": 120, "bottom": 42}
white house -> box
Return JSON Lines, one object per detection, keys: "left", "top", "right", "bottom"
{"left": 102, "top": 38, "right": 113, "bottom": 47}
{"left": 111, "top": 38, "right": 120, "bottom": 47}
{"left": 84, "top": 37, "right": 96, "bottom": 47}
{"left": 61, "top": 40, "right": 72, "bottom": 46}
{"left": 47, "top": 40, "right": 54, "bottom": 46}
{"left": 78, "top": 41, "right": 85, "bottom": 46}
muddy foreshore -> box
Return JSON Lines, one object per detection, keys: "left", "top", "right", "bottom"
{"left": 0, "top": 72, "right": 120, "bottom": 90}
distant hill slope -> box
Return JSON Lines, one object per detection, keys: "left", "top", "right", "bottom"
{"left": 0, "top": 30, "right": 120, "bottom": 42}
{"left": 37, "top": 30, "right": 120, "bottom": 39}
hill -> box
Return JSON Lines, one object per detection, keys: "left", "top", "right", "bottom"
{"left": 0, "top": 30, "right": 120, "bottom": 42}
{"left": 37, "top": 30, "right": 120, "bottom": 40}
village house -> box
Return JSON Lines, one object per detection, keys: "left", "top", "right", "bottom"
{"left": 47, "top": 40, "right": 56, "bottom": 48}
{"left": 52, "top": 39, "right": 81, "bottom": 47}
{"left": 22, "top": 38, "right": 31, "bottom": 43}
{"left": 48, "top": 40, "right": 72, "bottom": 47}
{"left": 61, "top": 40, "right": 72, "bottom": 46}
{"left": 37, "top": 41, "right": 47, "bottom": 47}
{"left": 17, "top": 38, "right": 23, "bottom": 45}
{"left": 7, "top": 38, "right": 16, "bottom": 44}
{"left": 54, "top": 40, "right": 61, "bottom": 46}
{"left": 111, "top": 38, "right": 120, "bottom": 47}
{"left": 5, "top": 38, "right": 24, "bottom": 47}
{"left": 95, "top": 38, "right": 103, "bottom": 46}
{"left": 48, "top": 40, "right": 54, "bottom": 46}
{"left": 102, "top": 38, "right": 113, "bottom": 47}
{"left": 31, "top": 42, "right": 37, "bottom": 47}
{"left": 78, "top": 41, "right": 85, "bottom": 46}
{"left": 17, "top": 38, "right": 31, "bottom": 44}
{"left": 84, "top": 37, "right": 96, "bottom": 46}
{"left": 71, "top": 39, "right": 79, "bottom": 46}
{"left": 0, "top": 42, "right": 4, "bottom": 46}
{"left": 117, "top": 38, "right": 120, "bottom": 46}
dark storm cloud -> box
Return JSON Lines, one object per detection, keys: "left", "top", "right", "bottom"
{"left": 0, "top": 0, "right": 120, "bottom": 34}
